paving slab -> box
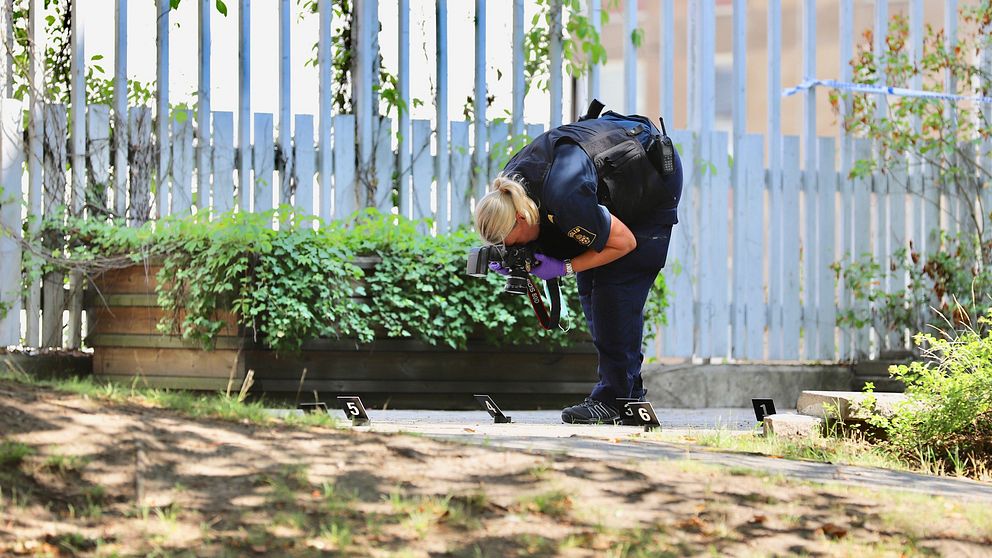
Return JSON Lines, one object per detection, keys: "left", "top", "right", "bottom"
{"left": 762, "top": 413, "right": 823, "bottom": 437}
{"left": 267, "top": 407, "right": 992, "bottom": 502}
{"left": 797, "top": 390, "right": 906, "bottom": 420}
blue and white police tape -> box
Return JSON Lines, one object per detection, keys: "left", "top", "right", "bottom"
{"left": 783, "top": 78, "right": 992, "bottom": 105}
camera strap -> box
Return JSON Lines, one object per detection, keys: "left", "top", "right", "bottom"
{"left": 525, "top": 277, "right": 565, "bottom": 331}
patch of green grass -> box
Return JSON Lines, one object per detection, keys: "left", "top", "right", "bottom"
{"left": 42, "top": 452, "right": 90, "bottom": 474}
{"left": 648, "top": 427, "right": 913, "bottom": 473}
{"left": 315, "top": 518, "right": 353, "bottom": 550}
{"left": 0, "top": 439, "right": 34, "bottom": 466}
{"left": 386, "top": 491, "right": 458, "bottom": 538}
{"left": 517, "top": 489, "right": 573, "bottom": 519}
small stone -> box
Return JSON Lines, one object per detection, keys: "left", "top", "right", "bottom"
{"left": 762, "top": 413, "right": 823, "bottom": 438}
{"left": 796, "top": 391, "right": 906, "bottom": 421}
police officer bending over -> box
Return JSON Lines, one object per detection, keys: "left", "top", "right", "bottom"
{"left": 473, "top": 101, "right": 683, "bottom": 424}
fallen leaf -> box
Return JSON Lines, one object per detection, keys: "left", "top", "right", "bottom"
{"left": 463, "top": 428, "right": 476, "bottom": 433}
{"left": 820, "top": 523, "right": 848, "bottom": 539}
{"left": 749, "top": 514, "right": 767, "bottom": 525}
{"left": 676, "top": 516, "right": 710, "bottom": 534}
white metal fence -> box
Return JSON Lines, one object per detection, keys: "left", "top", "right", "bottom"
{"left": 0, "top": 0, "right": 984, "bottom": 363}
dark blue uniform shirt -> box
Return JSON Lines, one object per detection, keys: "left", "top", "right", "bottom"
{"left": 535, "top": 143, "right": 612, "bottom": 259}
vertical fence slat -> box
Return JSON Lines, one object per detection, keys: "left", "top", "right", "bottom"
{"left": 67, "top": 1, "right": 86, "bottom": 349}
{"left": 910, "top": 0, "right": 925, "bottom": 255}
{"left": 589, "top": 0, "right": 601, "bottom": 101}
{"left": 318, "top": 0, "right": 333, "bottom": 223}
{"left": 212, "top": 111, "right": 235, "bottom": 214}
{"left": 703, "top": 131, "right": 729, "bottom": 360}
{"left": 874, "top": 171, "right": 889, "bottom": 354}
{"left": 472, "top": 0, "right": 487, "bottom": 198}
{"left": 252, "top": 113, "right": 274, "bottom": 215}
{"left": 128, "top": 107, "right": 154, "bottom": 224}
{"left": 373, "top": 117, "right": 393, "bottom": 213}
{"left": 526, "top": 123, "right": 544, "bottom": 140}
{"left": 488, "top": 121, "right": 509, "bottom": 179}
{"left": 158, "top": 0, "right": 171, "bottom": 218}
{"left": 2, "top": 0, "right": 10, "bottom": 96}
{"left": 436, "top": 0, "right": 450, "bottom": 233}
{"left": 838, "top": 0, "right": 853, "bottom": 360}
{"left": 767, "top": 0, "right": 782, "bottom": 360}
{"left": 197, "top": 0, "right": 211, "bottom": 211}
{"left": 171, "top": 110, "right": 195, "bottom": 214}
{"left": 354, "top": 0, "right": 373, "bottom": 209}
{"left": 293, "top": 114, "right": 315, "bottom": 217}
{"left": 411, "top": 119, "right": 433, "bottom": 224}
{"left": 660, "top": 0, "right": 674, "bottom": 120}
{"left": 333, "top": 114, "right": 357, "bottom": 220}
{"left": 889, "top": 160, "right": 908, "bottom": 350}
{"left": 662, "top": 130, "right": 695, "bottom": 358}
{"left": 0, "top": 99, "right": 24, "bottom": 345}
{"left": 114, "top": 0, "right": 128, "bottom": 216}
{"left": 623, "top": 0, "right": 637, "bottom": 114}
{"left": 238, "top": 0, "right": 251, "bottom": 212}
{"left": 449, "top": 121, "right": 471, "bottom": 229}
{"left": 817, "top": 137, "right": 836, "bottom": 361}
{"left": 782, "top": 135, "right": 801, "bottom": 359}
{"left": 744, "top": 135, "right": 764, "bottom": 360}
{"left": 802, "top": 0, "right": 817, "bottom": 360}
{"left": 852, "top": 138, "right": 872, "bottom": 359}
{"left": 550, "top": 3, "right": 563, "bottom": 126}
{"left": 86, "top": 105, "right": 111, "bottom": 215}
{"left": 278, "top": 0, "right": 294, "bottom": 207}
{"left": 42, "top": 104, "right": 67, "bottom": 348}
{"left": 25, "top": 0, "right": 44, "bottom": 346}
{"left": 397, "top": 0, "right": 411, "bottom": 220}
{"left": 511, "top": 0, "right": 524, "bottom": 138}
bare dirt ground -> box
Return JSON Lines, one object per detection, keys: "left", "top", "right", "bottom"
{"left": 2, "top": 379, "right": 991, "bottom": 557}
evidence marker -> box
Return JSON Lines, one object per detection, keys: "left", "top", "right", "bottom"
{"left": 473, "top": 394, "right": 512, "bottom": 424}
{"left": 337, "top": 395, "right": 371, "bottom": 426}
{"left": 625, "top": 401, "right": 662, "bottom": 431}
{"left": 616, "top": 397, "right": 640, "bottom": 426}
{"left": 751, "top": 398, "right": 776, "bottom": 423}
{"left": 298, "top": 401, "right": 329, "bottom": 414}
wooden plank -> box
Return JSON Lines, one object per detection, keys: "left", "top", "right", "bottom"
{"left": 237, "top": 0, "right": 250, "bottom": 213}
{"left": 354, "top": 0, "right": 373, "bottom": 209}
{"left": 706, "top": 131, "right": 730, "bottom": 359}
{"left": 802, "top": 0, "right": 817, "bottom": 361}
{"left": 87, "top": 306, "right": 239, "bottom": 337}
{"left": 294, "top": 114, "right": 315, "bottom": 216}
{"left": 82, "top": 293, "right": 159, "bottom": 308}
{"left": 817, "top": 137, "right": 836, "bottom": 361}
{"left": 88, "top": 333, "right": 247, "bottom": 350}
{"left": 42, "top": 104, "right": 67, "bottom": 348}
{"left": 1, "top": 0, "right": 10, "bottom": 96}
{"left": 86, "top": 105, "right": 111, "bottom": 216}
{"left": 197, "top": 0, "right": 211, "bottom": 210}
{"left": 158, "top": 0, "right": 171, "bottom": 218}
{"left": 526, "top": 123, "right": 544, "bottom": 141}
{"left": 589, "top": 0, "right": 601, "bottom": 100}
{"left": 889, "top": 159, "right": 908, "bottom": 351}
{"left": 550, "top": 1, "right": 563, "bottom": 125}
{"left": 114, "top": 0, "right": 128, "bottom": 217}
{"left": 68, "top": 4, "right": 86, "bottom": 349}
{"left": 397, "top": 0, "right": 411, "bottom": 221}
{"left": 212, "top": 111, "right": 235, "bottom": 214}
{"left": 373, "top": 117, "right": 393, "bottom": 213}
{"left": 511, "top": 0, "right": 524, "bottom": 137}
{"left": 0, "top": 98, "right": 24, "bottom": 345}
{"left": 781, "top": 135, "right": 801, "bottom": 359}
{"left": 732, "top": 0, "right": 746, "bottom": 194}
{"left": 128, "top": 106, "right": 154, "bottom": 224}
{"left": 838, "top": 0, "right": 853, "bottom": 360}
{"left": 487, "top": 120, "right": 509, "bottom": 178}
{"left": 449, "top": 120, "right": 472, "bottom": 229}
{"left": 94, "top": 346, "right": 244, "bottom": 378}
{"left": 94, "top": 375, "right": 241, "bottom": 391}
{"left": 767, "top": 0, "right": 782, "bottom": 360}
{"left": 318, "top": 0, "right": 333, "bottom": 223}
{"left": 411, "top": 119, "right": 433, "bottom": 225}
{"left": 333, "top": 114, "right": 357, "bottom": 220}
{"left": 660, "top": 0, "right": 674, "bottom": 120}
{"left": 252, "top": 113, "right": 274, "bottom": 215}
{"left": 473, "top": 0, "right": 487, "bottom": 197}
{"left": 171, "top": 110, "right": 195, "bottom": 215}
{"left": 661, "top": 129, "right": 695, "bottom": 358}
{"left": 743, "top": 134, "right": 764, "bottom": 360}
{"left": 435, "top": 0, "right": 450, "bottom": 233}
{"left": 26, "top": 0, "right": 44, "bottom": 346}
{"left": 852, "top": 138, "right": 872, "bottom": 360}
{"left": 92, "top": 266, "right": 163, "bottom": 294}
{"left": 874, "top": 169, "right": 889, "bottom": 354}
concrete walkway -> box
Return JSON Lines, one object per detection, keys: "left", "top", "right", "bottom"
{"left": 326, "top": 408, "right": 992, "bottom": 503}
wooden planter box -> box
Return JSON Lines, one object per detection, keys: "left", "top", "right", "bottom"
{"left": 85, "top": 263, "right": 598, "bottom": 409}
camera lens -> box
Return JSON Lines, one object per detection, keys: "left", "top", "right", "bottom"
{"left": 504, "top": 275, "right": 529, "bottom": 295}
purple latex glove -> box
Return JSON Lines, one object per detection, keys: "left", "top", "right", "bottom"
{"left": 488, "top": 261, "right": 511, "bottom": 276}
{"left": 531, "top": 253, "right": 567, "bottom": 280}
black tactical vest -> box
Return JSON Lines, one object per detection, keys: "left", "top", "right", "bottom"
{"left": 501, "top": 114, "right": 679, "bottom": 226}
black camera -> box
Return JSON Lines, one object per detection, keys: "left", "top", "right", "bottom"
{"left": 466, "top": 244, "right": 538, "bottom": 295}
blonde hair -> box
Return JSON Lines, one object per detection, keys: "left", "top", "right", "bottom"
{"left": 474, "top": 175, "right": 540, "bottom": 244}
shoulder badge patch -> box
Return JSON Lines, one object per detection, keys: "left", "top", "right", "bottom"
{"left": 567, "top": 226, "right": 597, "bottom": 247}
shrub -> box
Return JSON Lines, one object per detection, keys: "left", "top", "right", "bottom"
{"left": 864, "top": 311, "right": 992, "bottom": 475}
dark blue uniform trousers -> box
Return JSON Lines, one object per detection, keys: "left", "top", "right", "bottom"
{"left": 576, "top": 221, "right": 673, "bottom": 408}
